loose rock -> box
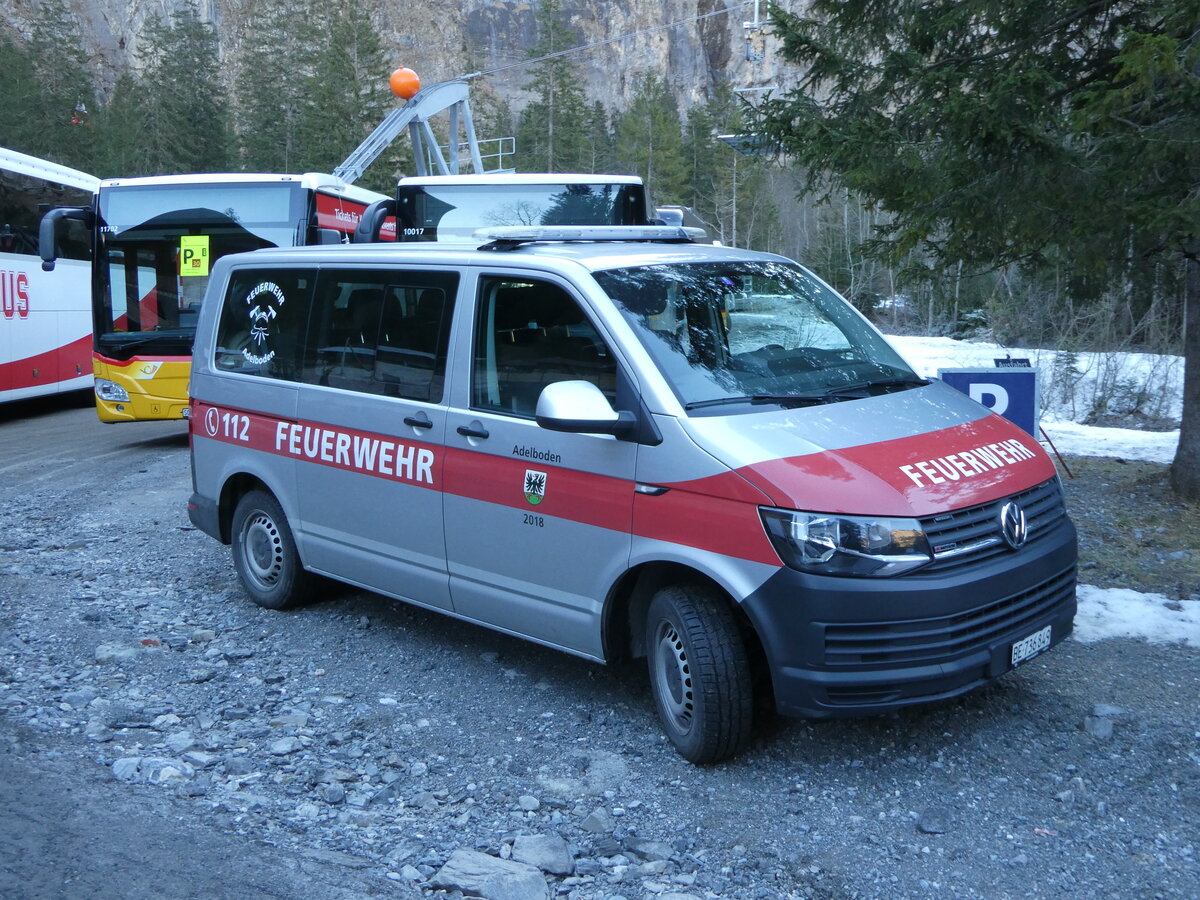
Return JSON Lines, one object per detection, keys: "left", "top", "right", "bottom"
{"left": 430, "top": 849, "right": 550, "bottom": 900}
{"left": 512, "top": 834, "right": 575, "bottom": 875}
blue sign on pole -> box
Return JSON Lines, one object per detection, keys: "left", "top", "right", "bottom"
{"left": 939, "top": 367, "right": 1040, "bottom": 437}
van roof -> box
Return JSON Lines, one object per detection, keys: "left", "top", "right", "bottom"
{"left": 216, "top": 236, "right": 784, "bottom": 276}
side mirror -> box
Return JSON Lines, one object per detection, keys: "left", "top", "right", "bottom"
{"left": 535, "top": 381, "right": 636, "bottom": 435}
{"left": 353, "top": 198, "right": 398, "bottom": 243}
{"left": 39, "top": 206, "right": 89, "bottom": 272}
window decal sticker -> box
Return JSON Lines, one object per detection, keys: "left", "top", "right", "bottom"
{"left": 180, "top": 235, "right": 210, "bottom": 276}
{"left": 242, "top": 281, "right": 286, "bottom": 364}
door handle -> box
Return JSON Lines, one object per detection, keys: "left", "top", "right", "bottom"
{"left": 456, "top": 422, "right": 490, "bottom": 440}
{"left": 404, "top": 413, "right": 433, "bottom": 429}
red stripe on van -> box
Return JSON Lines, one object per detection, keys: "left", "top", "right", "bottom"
{"left": 736, "top": 416, "right": 1054, "bottom": 517}
{"left": 633, "top": 488, "right": 780, "bottom": 567}
{"left": 190, "top": 401, "right": 784, "bottom": 566}
{"left": 190, "top": 402, "right": 443, "bottom": 488}
{"left": 441, "top": 446, "right": 635, "bottom": 532}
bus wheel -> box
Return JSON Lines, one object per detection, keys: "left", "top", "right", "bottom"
{"left": 231, "top": 490, "right": 314, "bottom": 610}
{"left": 646, "top": 584, "right": 754, "bottom": 764}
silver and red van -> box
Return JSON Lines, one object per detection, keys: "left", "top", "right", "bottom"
{"left": 187, "top": 227, "right": 1076, "bottom": 762}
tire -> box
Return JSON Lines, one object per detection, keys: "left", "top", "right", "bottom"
{"left": 646, "top": 584, "right": 754, "bottom": 764}
{"left": 230, "top": 490, "right": 314, "bottom": 610}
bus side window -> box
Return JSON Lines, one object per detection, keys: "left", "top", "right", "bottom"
{"left": 213, "top": 269, "right": 313, "bottom": 381}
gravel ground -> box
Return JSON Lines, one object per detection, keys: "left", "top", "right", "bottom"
{"left": 1, "top": 399, "right": 1197, "bottom": 900}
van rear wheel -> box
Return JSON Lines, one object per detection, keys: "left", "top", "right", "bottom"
{"left": 231, "top": 490, "right": 314, "bottom": 610}
{"left": 646, "top": 585, "right": 754, "bottom": 764}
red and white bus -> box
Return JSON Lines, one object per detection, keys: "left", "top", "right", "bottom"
{"left": 40, "top": 172, "right": 392, "bottom": 422}
{"left": 0, "top": 147, "right": 99, "bottom": 403}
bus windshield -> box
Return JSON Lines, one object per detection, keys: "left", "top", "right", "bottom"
{"left": 594, "top": 261, "right": 922, "bottom": 412}
{"left": 397, "top": 181, "right": 648, "bottom": 241}
{"left": 95, "top": 182, "right": 304, "bottom": 358}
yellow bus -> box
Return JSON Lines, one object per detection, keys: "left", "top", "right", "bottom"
{"left": 40, "top": 172, "right": 390, "bottom": 422}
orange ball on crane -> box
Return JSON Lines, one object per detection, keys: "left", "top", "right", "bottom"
{"left": 389, "top": 67, "right": 421, "bottom": 100}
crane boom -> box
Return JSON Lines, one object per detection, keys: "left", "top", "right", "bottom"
{"left": 333, "top": 80, "right": 486, "bottom": 184}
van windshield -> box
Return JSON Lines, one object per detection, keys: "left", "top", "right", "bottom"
{"left": 594, "top": 261, "right": 923, "bottom": 411}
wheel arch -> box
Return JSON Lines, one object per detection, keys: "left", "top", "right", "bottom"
{"left": 217, "top": 472, "right": 275, "bottom": 544}
{"left": 602, "top": 561, "right": 773, "bottom": 707}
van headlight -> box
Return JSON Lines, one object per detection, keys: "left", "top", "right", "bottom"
{"left": 760, "top": 508, "right": 933, "bottom": 577}
{"left": 95, "top": 378, "right": 130, "bottom": 403}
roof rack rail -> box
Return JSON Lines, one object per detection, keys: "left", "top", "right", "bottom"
{"left": 475, "top": 225, "right": 698, "bottom": 251}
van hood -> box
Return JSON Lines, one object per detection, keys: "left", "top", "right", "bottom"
{"left": 682, "top": 381, "right": 1055, "bottom": 517}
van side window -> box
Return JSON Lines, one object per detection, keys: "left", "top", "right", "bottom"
{"left": 472, "top": 277, "right": 616, "bottom": 417}
{"left": 213, "top": 269, "right": 314, "bottom": 381}
{"left": 302, "top": 270, "right": 456, "bottom": 402}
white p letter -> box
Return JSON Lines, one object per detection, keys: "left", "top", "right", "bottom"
{"left": 969, "top": 383, "right": 1009, "bottom": 415}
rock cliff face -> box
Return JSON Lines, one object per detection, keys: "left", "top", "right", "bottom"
{"left": 3, "top": 0, "right": 791, "bottom": 113}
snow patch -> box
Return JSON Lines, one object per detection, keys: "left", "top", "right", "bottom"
{"left": 889, "top": 333, "right": 1182, "bottom": 464}
{"left": 1073, "top": 584, "right": 1200, "bottom": 647}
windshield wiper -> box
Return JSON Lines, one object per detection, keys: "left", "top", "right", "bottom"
{"left": 684, "top": 392, "right": 838, "bottom": 410}
{"left": 824, "top": 376, "right": 929, "bottom": 397}
{"left": 99, "top": 332, "right": 193, "bottom": 351}
{"left": 685, "top": 378, "right": 928, "bottom": 410}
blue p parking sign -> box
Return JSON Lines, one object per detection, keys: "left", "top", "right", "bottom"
{"left": 939, "top": 367, "right": 1040, "bottom": 437}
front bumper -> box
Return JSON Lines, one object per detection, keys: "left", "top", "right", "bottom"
{"left": 742, "top": 517, "right": 1078, "bottom": 717}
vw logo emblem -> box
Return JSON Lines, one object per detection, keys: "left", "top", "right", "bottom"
{"left": 999, "top": 500, "right": 1028, "bottom": 549}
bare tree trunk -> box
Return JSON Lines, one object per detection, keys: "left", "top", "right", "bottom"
{"left": 1170, "top": 250, "right": 1200, "bottom": 499}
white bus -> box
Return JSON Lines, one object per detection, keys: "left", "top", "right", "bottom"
{"left": 0, "top": 148, "right": 99, "bottom": 403}
{"left": 353, "top": 173, "right": 653, "bottom": 243}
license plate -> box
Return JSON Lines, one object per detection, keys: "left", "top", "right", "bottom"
{"left": 1011, "top": 624, "right": 1052, "bottom": 667}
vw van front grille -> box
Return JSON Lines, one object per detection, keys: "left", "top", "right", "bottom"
{"left": 822, "top": 566, "right": 1076, "bottom": 667}
{"left": 920, "top": 478, "right": 1067, "bottom": 572}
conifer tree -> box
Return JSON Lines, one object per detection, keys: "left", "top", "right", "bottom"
{"left": 135, "top": 3, "right": 234, "bottom": 174}
{"left": 583, "top": 102, "right": 615, "bottom": 174}
{"left": 0, "top": 34, "right": 37, "bottom": 156}
{"left": 685, "top": 84, "right": 776, "bottom": 249}
{"left": 90, "top": 72, "right": 152, "bottom": 176}
{"left": 297, "top": 1, "right": 392, "bottom": 188}
{"left": 235, "top": 0, "right": 312, "bottom": 173}
{"left": 515, "top": 0, "right": 591, "bottom": 172}
{"left": 19, "top": 0, "right": 96, "bottom": 170}
{"left": 756, "top": 0, "right": 1200, "bottom": 497}
{"left": 613, "top": 74, "right": 688, "bottom": 203}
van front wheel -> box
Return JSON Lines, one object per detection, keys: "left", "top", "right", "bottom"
{"left": 646, "top": 585, "right": 753, "bottom": 764}
{"left": 231, "top": 490, "right": 314, "bottom": 610}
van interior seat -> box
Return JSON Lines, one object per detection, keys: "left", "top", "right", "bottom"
{"left": 490, "top": 284, "right": 615, "bottom": 414}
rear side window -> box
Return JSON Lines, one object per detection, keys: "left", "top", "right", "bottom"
{"left": 214, "top": 268, "right": 315, "bottom": 381}
{"left": 472, "top": 276, "right": 616, "bottom": 417}
{"left": 301, "top": 269, "right": 457, "bottom": 402}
